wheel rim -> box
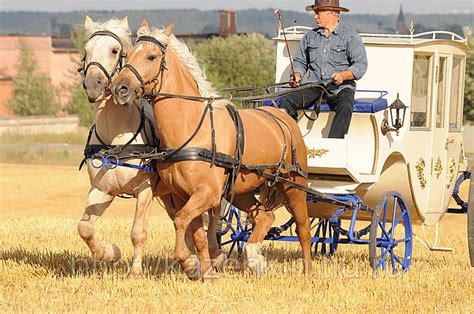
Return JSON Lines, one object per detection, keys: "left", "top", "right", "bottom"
{"left": 370, "top": 192, "right": 413, "bottom": 273}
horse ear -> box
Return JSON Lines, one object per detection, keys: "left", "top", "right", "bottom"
{"left": 121, "top": 16, "right": 129, "bottom": 28}
{"left": 140, "top": 19, "right": 149, "bottom": 28}
{"left": 163, "top": 21, "right": 175, "bottom": 36}
{"left": 84, "top": 15, "right": 94, "bottom": 30}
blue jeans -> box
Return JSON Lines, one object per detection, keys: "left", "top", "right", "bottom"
{"left": 279, "top": 87, "right": 355, "bottom": 139}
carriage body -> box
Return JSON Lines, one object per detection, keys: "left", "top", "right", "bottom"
{"left": 274, "top": 27, "right": 469, "bottom": 225}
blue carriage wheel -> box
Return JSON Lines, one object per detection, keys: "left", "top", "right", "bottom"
{"left": 369, "top": 192, "right": 413, "bottom": 273}
{"left": 312, "top": 218, "right": 339, "bottom": 256}
{"left": 468, "top": 174, "right": 474, "bottom": 267}
{"left": 216, "top": 206, "right": 251, "bottom": 259}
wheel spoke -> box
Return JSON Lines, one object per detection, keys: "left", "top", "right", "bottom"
{"left": 376, "top": 247, "right": 390, "bottom": 269}
{"left": 378, "top": 221, "right": 391, "bottom": 240}
{"left": 387, "top": 210, "right": 406, "bottom": 236}
{"left": 393, "top": 253, "right": 405, "bottom": 269}
{"left": 390, "top": 248, "right": 396, "bottom": 272}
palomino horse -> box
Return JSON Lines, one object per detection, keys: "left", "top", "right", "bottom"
{"left": 111, "top": 21, "right": 314, "bottom": 277}
{"left": 78, "top": 16, "right": 222, "bottom": 278}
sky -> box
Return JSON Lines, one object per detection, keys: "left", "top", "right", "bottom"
{"left": 0, "top": 0, "right": 473, "bottom": 15}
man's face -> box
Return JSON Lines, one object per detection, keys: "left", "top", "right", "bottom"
{"left": 314, "top": 9, "right": 338, "bottom": 28}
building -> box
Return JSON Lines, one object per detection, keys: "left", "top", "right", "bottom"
{"left": 0, "top": 35, "right": 80, "bottom": 116}
{"left": 397, "top": 4, "right": 408, "bottom": 35}
{"left": 0, "top": 11, "right": 238, "bottom": 117}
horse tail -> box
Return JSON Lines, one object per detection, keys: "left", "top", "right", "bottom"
{"left": 259, "top": 181, "right": 285, "bottom": 211}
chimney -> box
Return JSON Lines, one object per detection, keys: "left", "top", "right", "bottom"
{"left": 219, "top": 10, "right": 237, "bottom": 37}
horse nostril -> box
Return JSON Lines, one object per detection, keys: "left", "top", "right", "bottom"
{"left": 97, "top": 78, "right": 102, "bottom": 86}
{"left": 119, "top": 85, "right": 129, "bottom": 95}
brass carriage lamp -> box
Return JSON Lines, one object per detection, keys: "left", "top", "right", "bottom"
{"left": 381, "top": 93, "right": 408, "bottom": 136}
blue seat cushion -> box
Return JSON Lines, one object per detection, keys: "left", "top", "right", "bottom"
{"left": 263, "top": 97, "right": 388, "bottom": 113}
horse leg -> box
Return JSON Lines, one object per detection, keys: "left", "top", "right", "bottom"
{"left": 129, "top": 185, "right": 153, "bottom": 277}
{"left": 207, "top": 207, "right": 227, "bottom": 272}
{"left": 233, "top": 192, "right": 275, "bottom": 276}
{"left": 173, "top": 189, "right": 218, "bottom": 281}
{"left": 78, "top": 188, "right": 120, "bottom": 262}
{"left": 161, "top": 194, "right": 213, "bottom": 280}
{"left": 279, "top": 179, "right": 314, "bottom": 277}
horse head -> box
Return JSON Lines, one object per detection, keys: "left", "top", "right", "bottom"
{"left": 81, "top": 16, "right": 131, "bottom": 103}
{"left": 111, "top": 20, "right": 174, "bottom": 106}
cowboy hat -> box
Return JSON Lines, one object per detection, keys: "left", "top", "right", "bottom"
{"left": 305, "top": 0, "right": 350, "bottom": 12}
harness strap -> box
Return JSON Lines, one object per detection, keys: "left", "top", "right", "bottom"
{"left": 79, "top": 103, "right": 160, "bottom": 170}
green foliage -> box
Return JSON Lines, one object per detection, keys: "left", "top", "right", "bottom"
{"left": 464, "top": 37, "right": 474, "bottom": 122}
{"left": 8, "top": 40, "right": 58, "bottom": 116}
{"left": 67, "top": 82, "right": 94, "bottom": 127}
{"left": 190, "top": 34, "right": 276, "bottom": 92}
{"left": 66, "top": 28, "right": 94, "bottom": 127}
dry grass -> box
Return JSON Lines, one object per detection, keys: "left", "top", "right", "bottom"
{"left": 0, "top": 163, "right": 472, "bottom": 312}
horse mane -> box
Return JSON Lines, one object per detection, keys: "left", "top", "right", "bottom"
{"left": 85, "top": 18, "right": 132, "bottom": 53}
{"left": 137, "top": 26, "right": 233, "bottom": 109}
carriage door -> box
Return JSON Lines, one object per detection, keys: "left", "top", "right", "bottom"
{"left": 427, "top": 55, "right": 449, "bottom": 213}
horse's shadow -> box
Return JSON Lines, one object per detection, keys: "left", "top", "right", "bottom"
{"left": 0, "top": 247, "right": 179, "bottom": 279}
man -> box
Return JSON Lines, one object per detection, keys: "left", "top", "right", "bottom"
{"left": 279, "top": 0, "right": 368, "bottom": 138}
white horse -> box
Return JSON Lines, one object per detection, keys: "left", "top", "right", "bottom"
{"left": 77, "top": 16, "right": 224, "bottom": 279}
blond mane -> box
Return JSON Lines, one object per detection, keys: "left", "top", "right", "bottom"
{"left": 137, "top": 26, "right": 227, "bottom": 105}
{"left": 85, "top": 18, "right": 132, "bottom": 53}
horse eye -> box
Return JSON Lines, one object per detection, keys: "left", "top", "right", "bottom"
{"left": 112, "top": 48, "right": 119, "bottom": 55}
{"left": 148, "top": 55, "right": 157, "bottom": 61}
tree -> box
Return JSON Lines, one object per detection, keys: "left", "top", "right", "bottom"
{"left": 464, "top": 37, "right": 474, "bottom": 122}
{"left": 66, "top": 28, "right": 94, "bottom": 127}
{"left": 190, "top": 34, "right": 276, "bottom": 94}
{"left": 8, "top": 39, "right": 58, "bottom": 116}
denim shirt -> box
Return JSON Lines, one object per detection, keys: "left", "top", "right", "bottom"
{"left": 293, "top": 23, "right": 368, "bottom": 94}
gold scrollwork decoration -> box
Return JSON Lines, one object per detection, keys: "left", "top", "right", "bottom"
{"left": 434, "top": 157, "right": 443, "bottom": 179}
{"left": 446, "top": 158, "right": 456, "bottom": 188}
{"left": 306, "top": 147, "right": 329, "bottom": 159}
{"left": 415, "top": 158, "right": 427, "bottom": 189}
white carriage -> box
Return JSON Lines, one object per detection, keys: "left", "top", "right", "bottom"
{"left": 219, "top": 26, "right": 472, "bottom": 272}
{"left": 274, "top": 26, "right": 470, "bottom": 225}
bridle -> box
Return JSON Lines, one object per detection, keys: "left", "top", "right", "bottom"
{"left": 122, "top": 36, "right": 168, "bottom": 99}
{"left": 78, "top": 30, "right": 127, "bottom": 87}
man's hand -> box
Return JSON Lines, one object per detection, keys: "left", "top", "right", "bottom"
{"left": 331, "top": 72, "right": 344, "bottom": 85}
{"left": 289, "top": 72, "right": 302, "bottom": 88}
{"left": 331, "top": 70, "right": 355, "bottom": 86}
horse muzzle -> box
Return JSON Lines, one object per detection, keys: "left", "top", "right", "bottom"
{"left": 111, "top": 80, "right": 135, "bottom": 106}
{"left": 83, "top": 73, "right": 107, "bottom": 102}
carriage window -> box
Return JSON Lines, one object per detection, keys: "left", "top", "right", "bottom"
{"left": 436, "top": 57, "right": 448, "bottom": 128}
{"left": 411, "top": 55, "right": 432, "bottom": 128}
{"left": 449, "top": 56, "right": 464, "bottom": 130}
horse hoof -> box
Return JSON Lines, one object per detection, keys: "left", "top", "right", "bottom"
{"left": 247, "top": 255, "right": 267, "bottom": 276}
{"left": 102, "top": 244, "right": 121, "bottom": 262}
{"left": 245, "top": 242, "right": 267, "bottom": 276}
{"left": 182, "top": 254, "right": 201, "bottom": 281}
{"left": 128, "top": 268, "right": 144, "bottom": 279}
{"left": 212, "top": 252, "right": 227, "bottom": 272}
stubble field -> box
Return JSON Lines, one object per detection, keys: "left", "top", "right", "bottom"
{"left": 0, "top": 163, "right": 472, "bottom": 312}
